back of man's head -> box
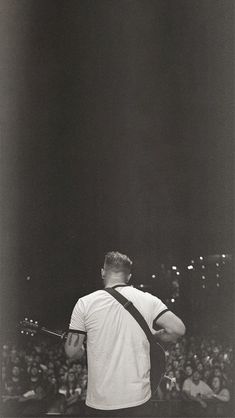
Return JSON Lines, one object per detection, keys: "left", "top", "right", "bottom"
{"left": 104, "top": 251, "right": 132, "bottom": 274}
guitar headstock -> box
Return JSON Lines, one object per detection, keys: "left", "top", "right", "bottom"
{"left": 19, "top": 318, "right": 40, "bottom": 337}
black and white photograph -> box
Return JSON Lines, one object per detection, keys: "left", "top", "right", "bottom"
{"left": 1, "top": 1, "right": 234, "bottom": 417}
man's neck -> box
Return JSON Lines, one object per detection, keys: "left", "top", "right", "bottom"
{"left": 104, "top": 280, "right": 128, "bottom": 288}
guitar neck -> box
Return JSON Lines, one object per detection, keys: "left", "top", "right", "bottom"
{"left": 40, "top": 327, "right": 66, "bottom": 340}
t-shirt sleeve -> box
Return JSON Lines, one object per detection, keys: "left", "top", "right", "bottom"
{"left": 146, "top": 292, "right": 168, "bottom": 324}
{"left": 69, "top": 298, "right": 86, "bottom": 333}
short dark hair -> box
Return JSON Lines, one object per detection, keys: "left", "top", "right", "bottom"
{"left": 104, "top": 251, "right": 133, "bottom": 273}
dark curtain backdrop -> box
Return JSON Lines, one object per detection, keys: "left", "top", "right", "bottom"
{"left": 1, "top": 0, "right": 233, "bottom": 328}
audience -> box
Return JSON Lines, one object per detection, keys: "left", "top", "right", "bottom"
{"left": 1, "top": 335, "right": 232, "bottom": 416}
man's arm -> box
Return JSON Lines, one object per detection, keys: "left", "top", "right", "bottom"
{"left": 64, "top": 331, "right": 85, "bottom": 361}
{"left": 153, "top": 311, "right": 185, "bottom": 343}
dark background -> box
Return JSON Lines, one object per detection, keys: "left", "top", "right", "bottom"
{"left": 1, "top": 1, "right": 233, "bottom": 332}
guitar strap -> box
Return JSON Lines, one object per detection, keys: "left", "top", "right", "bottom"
{"left": 104, "top": 287, "right": 154, "bottom": 344}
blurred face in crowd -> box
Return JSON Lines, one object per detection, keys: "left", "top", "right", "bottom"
{"left": 213, "top": 347, "right": 220, "bottom": 356}
{"left": 10, "top": 348, "right": 17, "bottom": 358}
{"left": 68, "top": 371, "right": 76, "bottom": 383}
{"left": 12, "top": 356, "right": 21, "bottom": 365}
{"left": 175, "top": 370, "right": 181, "bottom": 380}
{"left": 6, "top": 383, "right": 14, "bottom": 395}
{"left": 35, "top": 355, "right": 41, "bottom": 364}
{"left": 192, "top": 371, "right": 200, "bottom": 384}
{"left": 203, "top": 370, "right": 210, "bottom": 382}
{"left": 30, "top": 365, "right": 39, "bottom": 377}
{"left": 12, "top": 366, "right": 20, "bottom": 377}
{"left": 76, "top": 364, "right": 83, "bottom": 374}
{"left": 214, "top": 367, "right": 222, "bottom": 378}
{"left": 49, "top": 375, "right": 57, "bottom": 385}
{"left": 220, "top": 362, "right": 225, "bottom": 371}
{"left": 59, "top": 373, "right": 66, "bottom": 384}
{"left": 211, "top": 376, "right": 221, "bottom": 393}
{"left": 197, "top": 363, "right": 203, "bottom": 372}
{"left": 173, "top": 360, "right": 179, "bottom": 369}
{"left": 185, "top": 365, "right": 193, "bottom": 377}
{"left": 168, "top": 370, "right": 174, "bottom": 379}
{"left": 26, "top": 355, "right": 33, "bottom": 366}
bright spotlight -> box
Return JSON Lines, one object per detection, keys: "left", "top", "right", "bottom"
{"left": 152, "top": 274, "right": 156, "bottom": 279}
{"left": 187, "top": 265, "right": 194, "bottom": 270}
{"left": 199, "top": 256, "right": 203, "bottom": 261}
{"left": 172, "top": 266, "right": 177, "bottom": 270}
{"left": 176, "top": 271, "right": 180, "bottom": 276}
{"left": 171, "top": 298, "right": 175, "bottom": 303}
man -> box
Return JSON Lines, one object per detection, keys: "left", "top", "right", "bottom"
{"left": 182, "top": 369, "right": 213, "bottom": 409}
{"left": 65, "top": 251, "right": 185, "bottom": 416}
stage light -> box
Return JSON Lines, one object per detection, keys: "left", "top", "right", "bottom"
{"left": 171, "top": 298, "right": 175, "bottom": 303}
{"left": 187, "top": 265, "right": 194, "bottom": 270}
{"left": 199, "top": 256, "right": 203, "bottom": 261}
{"left": 172, "top": 266, "right": 177, "bottom": 270}
{"left": 216, "top": 283, "right": 220, "bottom": 287}
{"left": 26, "top": 276, "right": 31, "bottom": 281}
{"left": 216, "top": 273, "right": 220, "bottom": 278}
{"left": 191, "top": 260, "right": 194, "bottom": 264}
{"left": 202, "top": 275, "right": 205, "bottom": 280}
{"left": 152, "top": 274, "right": 156, "bottom": 278}
{"left": 216, "top": 263, "right": 219, "bottom": 267}
{"left": 176, "top": 271, "right": 180, "bottom": 276}
{"left": 202, "top": 265, "right": 205, "bottom": 269}
{"left": 140, "top": 284, "right": 144, "bottom": 288}
{"left": 222, "top": 254, "right": 226, "bottom": 258}
{"left": 202, "top": 284, "right": 205, "bottom": 289}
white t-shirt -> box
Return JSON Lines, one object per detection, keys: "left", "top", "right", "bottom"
{"left": 182, "top": 378, "right": 213, "bottom": 398}
{"left": 69, "top": 285, "right": 167, "bottom": 410}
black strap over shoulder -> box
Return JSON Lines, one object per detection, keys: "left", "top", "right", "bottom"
{"left": 105, "top": 287, "right": 153, "bottom": 344}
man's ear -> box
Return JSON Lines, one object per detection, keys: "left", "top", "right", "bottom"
{"left": 127, "top": 273, "right": 132, "bottom": 283}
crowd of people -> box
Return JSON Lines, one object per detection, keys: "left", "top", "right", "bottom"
{"left": 158, "top": 336, "right": 232, "bottom": 414}
{"left": 1, "top": 334, "right": 233, "bottom": 416}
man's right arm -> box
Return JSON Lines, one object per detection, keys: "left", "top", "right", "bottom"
{"left": 64, "top": 331, "right": 85, "bottom": 361}
{"left": 153, "top": 311, "right": 186, "bottom": 343}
